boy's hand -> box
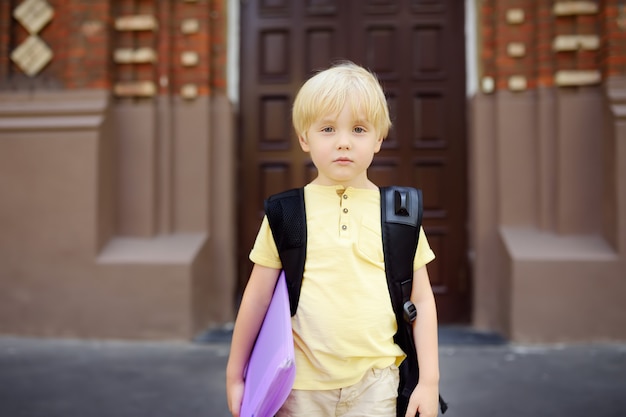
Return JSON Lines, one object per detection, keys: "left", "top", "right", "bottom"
{"left": 226, "top": 377, "right": 244, "bottom": 417}
{"left": 405, "top": 381, "right": 439, "bottom": 417}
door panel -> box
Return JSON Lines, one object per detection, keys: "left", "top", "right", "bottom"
{"left": 239, "top": 0, "right": 469, "bottom": 322}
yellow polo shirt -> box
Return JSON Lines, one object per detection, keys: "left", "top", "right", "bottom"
{"left": 249, "top": 183, "right": 435, "bottom": 390}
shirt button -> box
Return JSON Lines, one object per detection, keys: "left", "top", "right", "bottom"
{"left": 343, "top": 208, "right": 348, "bottom": 213}
{"left": 343, "top": 194, "right": 348, "bottom": 199}
{"left": 341, "top": 225, "right": 347, "bottom": 230}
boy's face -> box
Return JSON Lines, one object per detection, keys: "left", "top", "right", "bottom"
{"left": 299, "top": 104, "right": 383, "bottom": 188}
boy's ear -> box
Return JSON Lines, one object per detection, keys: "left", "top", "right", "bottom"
{"left": 299, "top": 134, "right": 310, "bottom": 152}
{"left": 374, "top": 135, "right": 384, "bottom": 153}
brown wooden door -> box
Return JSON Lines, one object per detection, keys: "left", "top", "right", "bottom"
{"left": 239, "top": 0, "right": 469, "bottom": 323}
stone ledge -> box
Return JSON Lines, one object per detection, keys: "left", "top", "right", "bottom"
{"left": 0, "top": 115, "right": 104, "bottom": 130}
{"left": 0, "top": 90, "right": 109, "bottom": 119}
{"left": 500, "top": 227, "right": 617, "bottom": 261}
{"left": 97, "top": 233, "right": 207, "bottom": 265}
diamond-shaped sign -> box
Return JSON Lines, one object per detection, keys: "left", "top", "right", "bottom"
{"left": 10, "top": 35, "right": 53, "bottom": 77}
{"left": 14, "top": 0, "right": 54, "bottom": 35}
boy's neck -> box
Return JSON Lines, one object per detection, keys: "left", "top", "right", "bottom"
{"left": 309, "top": 177, "right": 378, "bottom": 190}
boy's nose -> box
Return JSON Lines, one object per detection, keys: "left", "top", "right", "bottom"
{"left": 336, "top": 133, "right": 351, "bottom": 149}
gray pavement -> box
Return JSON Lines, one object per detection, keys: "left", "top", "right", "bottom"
{"left": 0, "top": 327, "right": 625, "bottom": 417}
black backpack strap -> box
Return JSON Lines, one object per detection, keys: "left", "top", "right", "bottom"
{"left": 380, "top": 186, "right": 422, "bottom": 319}
{"left": 264, "top": 188, "right": 306, "bottom": 317}
{"left": 380, "top": 186, "right": 422, "bottom": 417}
{"left": 380, "top": 187, "right": 448, "bottom": 416}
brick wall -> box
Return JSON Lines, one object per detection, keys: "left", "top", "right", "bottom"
{"left": 107, "top": 0, "right": 226, "bottom": 97}
{"left": 479, "top": 0, "right": 623, "bottom": 92}
{"left": 169, "top": 0, "right": 227, "bottom": 95}
{"left": 602, "top": 0, "right": 626, "bottom": 77}
{"left": 209, "top": 0, "right": 227, "bottom": 93}
{"left": 479, "top": 0, "right": 496, "bottom": 87}
{"left": 536, "top": 1, "right": 554, "bottom": 87}
{"left": 113, "top": 0, "right": 227, "bottom": 97}
{"left": 169, "top": 0, "right": 213, "bottom": 96}
{"left": 0, "top": 0, "right": 228, "bottom": 95}
{"left": 496, "top": 1, "right": 536, "bottom": 90}
{"left": 61, "top": 0, "right": 113, "bottom": 89}
{"left": 0, "top": 0, "right": 112, "bottom": 89}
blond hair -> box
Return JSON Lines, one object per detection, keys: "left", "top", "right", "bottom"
{"left": 292, "top": 62, "right": 392, "bottom": 139}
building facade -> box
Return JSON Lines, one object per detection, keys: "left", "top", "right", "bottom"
{"left": 0, "top": 0, "right": 624, "bottom": 342}
{"left": 471, "top": 0, "right": 626, "bottom": 341}
{"left": 0, "top": 0, "right": 236, "bottom": 339}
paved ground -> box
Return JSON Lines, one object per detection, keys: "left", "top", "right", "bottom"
{"left": 1, "top": 327, "right": 625, "bottom": 417}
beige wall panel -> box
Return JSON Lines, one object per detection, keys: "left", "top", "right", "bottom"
{"left": 172, "top": 97, "right": 210, "bottom": 232}
{"left": 206, "top": 94, "right": 237, "bottom": 324}
{"left": 469, "top": 94, "right": 512, "bottom": 336}
{"left": 618, "top": 116, "right": 626, "bottom": 254}
{"left": 113, "top": 102, "right": 157, "bottom": 237}
{"left": 0, "top": 131, "right": 100, "bottom": 261}
{"left": 537, "top": 88, "right": 557, "bottom": 231}
{"left": 173, "top": 95, "right": 239, "bottom": 332}
{"left": 496, "top": 91, "right": 538, "bottom": 227}
{"left": 96, "top": 109, "right": 117, "bottom": 253}
{"left": 0, "top": 126, "right": 100, "bottom": 338}
{"left": 602, "top": 92, "right": 618, "bottom": 249}
{"left": 604, "top": 76, "right": 626, "bottom": 254}
{"left": 555, "top": 87, "right": 604, "bottom": 235}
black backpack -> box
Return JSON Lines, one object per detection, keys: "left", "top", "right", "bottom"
{"left": 264, "top": 186, "right": 447, "bottom": 417}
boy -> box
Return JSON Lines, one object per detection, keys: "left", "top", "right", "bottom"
{"left": 226, "top": 62, "right": 440, "bottom": 417}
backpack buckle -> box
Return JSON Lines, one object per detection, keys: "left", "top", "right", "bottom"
{"left": 384, "top": 187, "right": 420, "bottom": 227}
{"left": 403, "top": 301, "right": 417, "bottom": 323}
{"left": 394, "top": 190, "right": 410, "bottom": 216}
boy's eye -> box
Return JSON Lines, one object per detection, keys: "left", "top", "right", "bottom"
{"left": 354, "top": 126, "right": 365, "bottom": 133}
{"left": 321, "top": 126, "right": 334, "bottom": 133}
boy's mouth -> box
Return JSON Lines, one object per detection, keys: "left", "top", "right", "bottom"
{"left": 334, "top": 157, "right": 352, "bottom": 163}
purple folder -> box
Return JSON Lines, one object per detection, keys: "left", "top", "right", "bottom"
{"left": 240, "top": 271, "right": 295, "bottom": 417}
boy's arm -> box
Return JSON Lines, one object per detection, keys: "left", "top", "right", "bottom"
{"left": 226, "top": 264, "right": 281, "bottom": 417}
{"left": 406, "top": 265, "right": 440, "bottom": 417}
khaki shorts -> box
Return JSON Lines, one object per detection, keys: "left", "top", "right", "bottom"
{"left": 276, "top": 365, "right": 399, "bottom": 417}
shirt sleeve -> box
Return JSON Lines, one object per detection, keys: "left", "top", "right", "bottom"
{"left": 413, "top": 226, "right": 436, "bottom": 270}
{"left": 249, "top": 215, "right": 282, "bottom": 269}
